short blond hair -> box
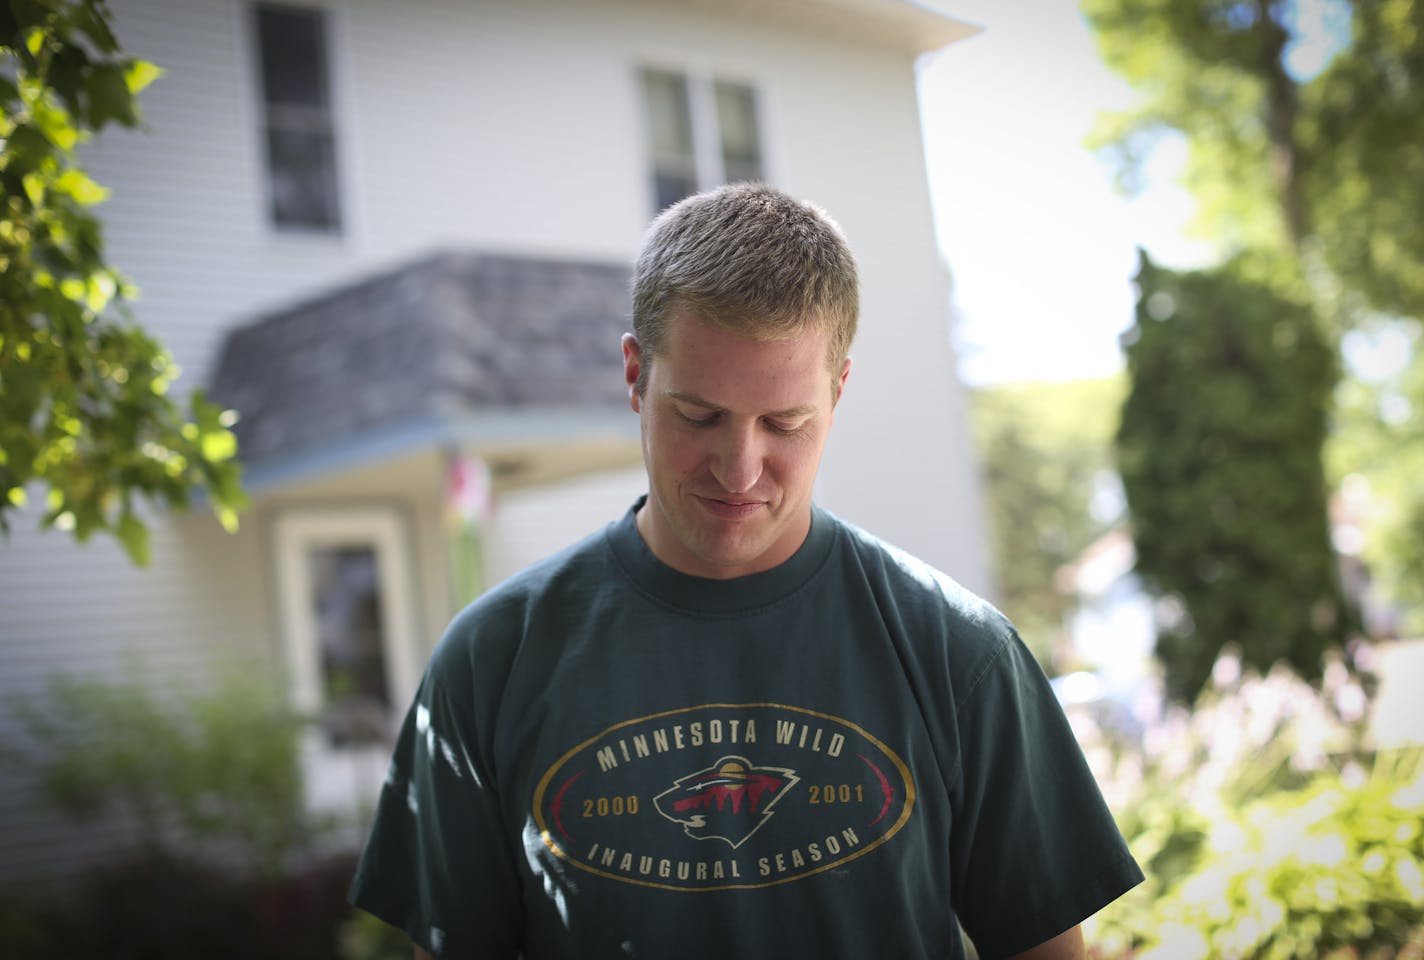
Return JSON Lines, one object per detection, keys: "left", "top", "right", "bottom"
{"left": 630, "top": 183, "right": 859, "bottom": 394}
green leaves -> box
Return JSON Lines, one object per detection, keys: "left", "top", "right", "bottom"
{"left": 1081, "top": 647, "right": 1424, "bottom": 960}
{"left": 2, "top": 123, "right": 54, "bottom": 177}
{"left": 1099, "top": 748, "right": 1424, "bottom": 958}
{"left": 84, "top": 61, "right": 135, "bottom": 127}
{"left": 1, "top": 0, "right": 246, "bottom": 565}
{"left": 69, "top": 0, "right": 119, "bottom": 53}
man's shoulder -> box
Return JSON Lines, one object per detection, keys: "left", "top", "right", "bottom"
{"left": 825, "top": 512, "right": 1056, "bottom": 737}
{"left": 828, "top": 511, "right": 1005, "bottom": 626}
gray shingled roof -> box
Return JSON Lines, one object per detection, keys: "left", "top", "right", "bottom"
{"left": 209, "top": 251, "right": 633, "bottom": 469}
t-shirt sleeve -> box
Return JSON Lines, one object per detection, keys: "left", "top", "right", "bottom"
{"left": 948, "top": 629, "right": 1144, "bottom": 958}
{"left": 347, "top": 666, "right": 523, "bottom": 958}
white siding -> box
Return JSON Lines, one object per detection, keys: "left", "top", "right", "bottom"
{"left": 485, "top": 465, "right": 648, "bottom": 587}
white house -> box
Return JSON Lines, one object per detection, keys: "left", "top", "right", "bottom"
{"left": 0, "top": 0, "right": 991, "bottom": 883}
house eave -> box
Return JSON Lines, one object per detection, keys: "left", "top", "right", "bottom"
{"left": 667, "top": 0, "right": 981, "bottom": 53}
{"left": 240, "top": 408, "right": 640, "bottom": 496}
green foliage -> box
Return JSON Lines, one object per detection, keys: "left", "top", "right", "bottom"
{"left": 1082, "top": 654, "right": 1424, "bottom": 960}
{"left": 968, "top": 375, "right": 1127, "bottom": 662}
{"left": 0, "top": 659, "right": 371, "bottom": 958}
{"left": 1303, "top": 0, "right": 1424, "bottom": 322}
{"left": 1083, "top": 0, "right": 1296, "bottom": 255}
{"left": 1, "top": 659, "right": 328, "bottom": 879}
{"left": 0, "top": 0, "right": 245, "bottom": 565}
{"left": 1084, "top": 0, "right": 1424, "bottom": 635}
{"left": 1116, "top": 254, "right": 1350, "bottom": 702}
{"left": 1328, "top": 319, "right": 1424, "bottom": 636}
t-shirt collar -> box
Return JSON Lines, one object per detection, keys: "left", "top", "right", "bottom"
{"left": 605, "top": 495, "right": 835, "bottom": 615}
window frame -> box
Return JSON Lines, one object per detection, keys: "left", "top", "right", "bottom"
{"left": 638, "top": 64, "right": 767, "bottom": 212}
{"left": 249, "top": 1, "right": 345, "bottom": 234}
{"left": 271, "top": 505, "right": 420, "bottom": 746}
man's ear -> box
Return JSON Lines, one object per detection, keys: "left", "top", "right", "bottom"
{"left": 833, "top": 356, "right": 852, "bottom": 408}
{"left": 621, "top": 333, "right": 642, "bottom": 413}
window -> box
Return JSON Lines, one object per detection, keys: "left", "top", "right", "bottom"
{"left": 640, "top": 68, "right": 764, "bottom": 211}
{"left": 254, "top": 3, "right": 341, "bottom": 230}
{"left": 308, "top": 544, "right": 390, "bottom": 746}
{"left": 714, "top": 80, "right": 762, "bottom": 184}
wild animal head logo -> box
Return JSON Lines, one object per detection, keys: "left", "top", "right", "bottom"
{"left": 653, "top": 755, "right": 799, "bottom": 849}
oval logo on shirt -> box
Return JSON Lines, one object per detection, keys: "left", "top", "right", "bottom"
{"left": 531, "top": 702, "right": 915, "bottom": 891}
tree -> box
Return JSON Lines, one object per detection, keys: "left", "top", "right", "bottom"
{"left": 968, "top": 375, "right": 1127, "bottom": 667}
{"left": 1083, "top": 0, "right": 1424, "bottom": 279}
{"left": 1084, "top": 0, "right": 1424, "bottom": 639}
{"left": 0, "top": 0, "right": 244, "bottom": 566}
{"left": 1116, "top": 253, "right": 1351, "bottom": 703}
{"left": 1303, "top": 0, "right": 1424, "bottom": 321}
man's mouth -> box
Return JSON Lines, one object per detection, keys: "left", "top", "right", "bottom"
{"left": 696, "top": 496, "right": 764, "bottom": 519}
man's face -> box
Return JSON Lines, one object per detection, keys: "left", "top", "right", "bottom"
{"left": 623, "top": 308, "right": 850, "bottom": 580}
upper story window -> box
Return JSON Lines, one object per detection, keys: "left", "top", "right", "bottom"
{"left": 640, "top": 68, "right": 764, "bottom": 212}
{"left": 254, "top": 3, "right": 341, "bottom": 231}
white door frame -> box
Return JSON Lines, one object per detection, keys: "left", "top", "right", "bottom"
{"left": 272, "top": 505, "right": 420, "bottom": 814}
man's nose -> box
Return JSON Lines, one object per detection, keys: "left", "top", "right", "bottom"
{"left": 711, "top": 421, "right": 763, "bottom": 493}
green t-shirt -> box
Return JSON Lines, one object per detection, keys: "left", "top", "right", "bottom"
{"left": 349, "top": 501, "right": 1143, "bottom": 958}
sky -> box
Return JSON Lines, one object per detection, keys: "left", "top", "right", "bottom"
{"left": 915, "top": 1, "right": 1214, "bottom": 387}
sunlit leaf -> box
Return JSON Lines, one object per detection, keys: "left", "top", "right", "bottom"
{"left": 31, "top": 97, "right": 78, "bottom": 150}
{"left": 21, "top": 172, "right": 45, "bottom": 205}
{"left": 86, "top": 271, "right": 116, "bottom": 313}
{"left": 56, "top": 168, "right": 109, "bottom": 205}
{"left": 59, "top": 277, "right": 86, "bottom": 302}
{"left": 199, "top": 429, "right": 236, "bottom": 463}
{"left": 217, "top": 506, "right": 239, "bottom": 533}
{"left": 125, "top": 59, "right": 162, "bottom": 95}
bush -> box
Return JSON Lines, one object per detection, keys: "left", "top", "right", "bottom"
{"left": 3, "top": 658, "right": 328, "bottom": 877}
{"left": 1116, "top": 255, "right": 1350, "bottom": 704}
{"left": 0, "top": 659, "right": 364, "bottom": 957}
{"left": 1081, "top": 649, "right": 1424, "bottom": 959}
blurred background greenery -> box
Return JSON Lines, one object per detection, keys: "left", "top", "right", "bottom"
{"left": 971, "top": 0, "right": 1424, "bottom": 955}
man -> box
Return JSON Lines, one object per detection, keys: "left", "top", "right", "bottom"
{"left": 349, "top": 184, "right": 1143, "bottom": 959}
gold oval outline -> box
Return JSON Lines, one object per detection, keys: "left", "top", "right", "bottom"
{"left": 531, "top": 702, "right": 916, "bottom": 891}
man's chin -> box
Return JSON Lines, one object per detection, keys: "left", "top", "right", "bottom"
{"left": 686, "top": 530, "right": 782, "bottom": 579}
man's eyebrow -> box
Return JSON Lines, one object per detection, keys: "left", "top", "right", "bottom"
{"left": 666, "top": 391, "right": 817, "bottom": 418}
